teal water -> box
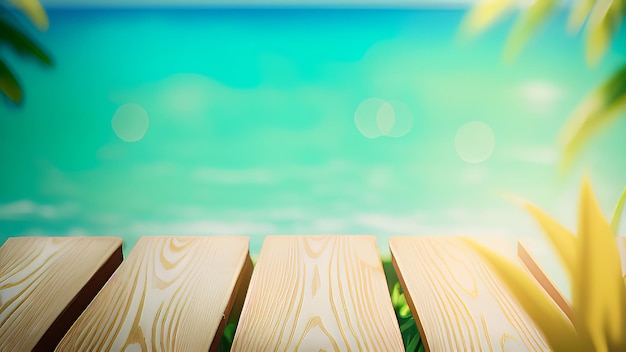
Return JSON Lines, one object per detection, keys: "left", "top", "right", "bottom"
{"left": 1, "top": 8, "right": 625, "bottom": 265}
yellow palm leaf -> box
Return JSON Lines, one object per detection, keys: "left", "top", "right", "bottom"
{"left": 567, "top": 0, "right": 596, "bottom": 33}
{"left": 611, "top": 188, "right": 626, "bottom": 235}
{"left": 460, "top": 0, "right": 515, "bottom": 37}
{"left": 462, "top": 238, "right": 588, "bottom": 351}
{"left": 504, "top": 0, "right": 559, "bottom": 60}
{"left": 558, "top": 64, "right": 626, "bottom": 172}
{"left": 8, "top": 0, "right": 48, "bottom": 30}
{"left": 584, "top": 0, "right": 623, "bottom": 65}
{"left": 575, "top": 178, "right": 626, "bottom": 350}
{"left": 523, "top": 201, "right": 578, "bottom": 282}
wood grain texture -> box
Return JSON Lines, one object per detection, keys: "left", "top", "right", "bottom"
{"left": 390, "top": 236, "right": 550, "bottom": 352}
{"left": 56, "top": 236, "right": 251, "bottom": 352}
{"left": 231, "top": 235, "right": 403, "bottom": 352}
{"left": 0, "top": 236, "right": 123, "bottom": 352}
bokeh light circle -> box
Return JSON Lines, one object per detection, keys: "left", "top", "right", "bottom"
{"left": 355, "top": 98, "right": 413, "bottom": 138}
{"left": 386, "top": 100, "right": 413, "bottom": 137}
{"left": 454, "top": 121, "right": 495, "bottom": 163}
{"left": 112, "top": 103, "right": 149, "bottom": 142}
{"left": 355, "top": 98, "right": 385, "bottom": 138}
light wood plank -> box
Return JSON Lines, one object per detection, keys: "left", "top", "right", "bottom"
{"left": 231, "top": 235, "right": 403, "bottom": 351}
{"left": 518, "top": 236, "right": 626, "bottom": 322}
{"left": 56, "top": 236, "right": 251, "bottom": 352}
{"left": 390, "top": 236, "right": 550, "bottom": 352}
{"left": 0, "top": 236, "right": 123, "bottom": 352}
{"left": 517, "top": 240, "right": 574, "bottom": 322}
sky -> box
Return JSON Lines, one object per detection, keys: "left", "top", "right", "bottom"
{"left": 0, "top": 7, "right": 624, "bottom": 298}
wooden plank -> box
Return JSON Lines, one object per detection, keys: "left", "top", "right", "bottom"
{"left": 518, "top": 236, "right": 626, "bottom": 322}
{"left": 390, "top": 236, "right": 550, "bottom": 352}
{"left": 517, "top": 240, "right": 574, "bottom": 322}
{"left": 231, "top": 235, "right": 403, "bottom": 351}
{"left": 0, "top": 236, "right": 123, "bottom": 352}
{"left": 56, "top": 236, "right": 251, "bottom": 352}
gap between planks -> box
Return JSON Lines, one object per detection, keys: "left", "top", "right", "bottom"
{"left": 0, "top": 236, "right": 123, "bottom": 352}
{"left": 56, "top": 236, "right": 252, "bottom": 352}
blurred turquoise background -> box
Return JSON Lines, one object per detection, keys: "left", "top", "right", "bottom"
{"left": 1, "top": 4, "right": 625, "bottom": 260}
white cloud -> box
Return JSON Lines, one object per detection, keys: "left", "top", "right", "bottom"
{"left": 352, "top": 208, "right": 531, "bottom": 237}
{"left": 509, "top": 146, "right": 558, "bottom": 165}
{"left": 353, "top": 212, "right": 426, "bottom": 234}
{"left": 191, "top": 159, "right": 352, "bottom": 185}
{"left": 366, "top": 166, "right": 394, "bottom": 189}
{"left": 458, "top": 165, "right": 488, "bottom": 184}
{"left": 13, "top": 227, "right": 91, "bottom": 237}
{"left": 127, "top": 220, "right": 278, "bottom": 236}
{"left": 86, "top": 212, "right": 126, "bottom": 226}
{"left": 38, "top": 162, "right": 82, "bottom": 198}
{"left": 191, "top": 167, "right": 276, "bottom": 184}
{"left": 312, "top": 218, "right": 352, "bottom": 233}
{"left": 517, "top": 81, "right": 565, "bottom": 115}
{"left": 0, "top": 200, "right": 79, "bottom": 220}
{"left": 133, "top": 162, "right": 178, "bottom": 177}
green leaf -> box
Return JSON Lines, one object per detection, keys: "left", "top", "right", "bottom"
{"left": 391, "top": 282, "right": 402, "bottom": 307}
{"left": 611, "top": 188, "right": 626, "bottom": 235}
{"left": 399, "top": 304, "right": 412, "bottom": 318}
{"left": 559, "top": 64, "right": 626, "bottom": 172}
{"left": 0, "top": 59, "right": 22, "bottom": 103}
{"left": 223, "top": 322, "right": 236, "bottom": 341}
{"left": 504, "top": 0, "right": 559, "bottom": 60}
{"left": 405, "top": 334, "right": 420, "bottom": 352}
{"left": 417, "top": 342, "right": 425, "bottom": 352}
{"left": 219, "top": 322, "right": 237, "bottom": 352}
{"left": 400, "top": 318, "right": 416, "bottom": 333}
{"left": 0, "top": 17, "right": 52, "bottom": 66}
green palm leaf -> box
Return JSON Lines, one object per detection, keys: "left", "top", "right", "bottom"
{"left": 0, "top": 17, "right": 52, "bottom": 65}
{"left": 0, "top": 59, "right": 21, "bottom": 103}
{"left": 559, "top": 64, "right": 626, "bottom": 172}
